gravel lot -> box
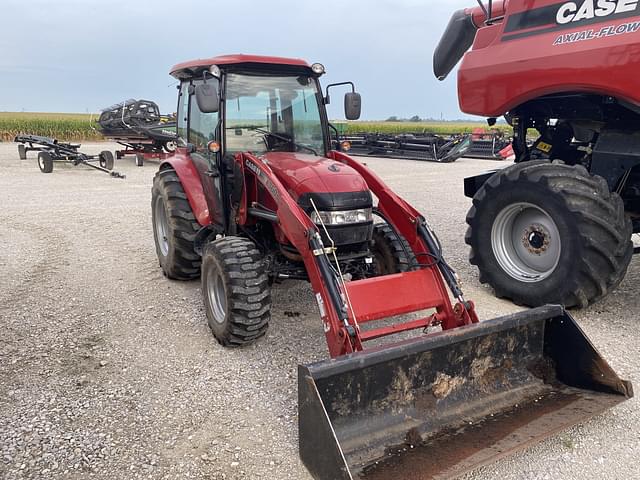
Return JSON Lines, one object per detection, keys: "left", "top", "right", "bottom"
{"left": 0, "top": 141, "right": 638, "bottom": 480}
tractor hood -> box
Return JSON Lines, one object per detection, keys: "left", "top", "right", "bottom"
{"left": 261, "top": 152, "right": 372, "bottom": 210}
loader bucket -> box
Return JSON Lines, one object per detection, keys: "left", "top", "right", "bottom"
{"left": 298, "top": 305, "right": 632, "bottom": 480}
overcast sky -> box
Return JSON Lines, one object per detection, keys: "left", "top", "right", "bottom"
{"left": 1, "top": 0, "right": 475, "bottom": 120}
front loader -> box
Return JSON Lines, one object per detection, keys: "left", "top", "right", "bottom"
{"left": 151, "top": 54, "right": 632, "bottom": 479}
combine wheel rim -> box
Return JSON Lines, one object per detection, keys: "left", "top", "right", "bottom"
{"left": 491, "top": 202, "right": 561, "bottom": 282}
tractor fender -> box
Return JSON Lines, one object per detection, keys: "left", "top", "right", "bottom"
{"left": 159, "top": 153, "right": 212, "bottom": 226}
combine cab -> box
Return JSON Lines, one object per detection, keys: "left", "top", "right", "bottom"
{"left": 151, "top": 54, "right": 632, "bottom": 479}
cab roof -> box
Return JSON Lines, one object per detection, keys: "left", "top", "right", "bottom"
{"left": 170, "top": 54, "right": 311, "bottom": 79}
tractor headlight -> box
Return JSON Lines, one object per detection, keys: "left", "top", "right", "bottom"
{"left": 310, "top": 208, "right": 372, "bottom": 225}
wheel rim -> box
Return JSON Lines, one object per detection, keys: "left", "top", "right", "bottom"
{"left": 206, "top": 266, "right": 227, "bottom": 323}
{"left": 491, "top": 202, "right": 561, "bottom": 282}
{"left": 154, "top": 196, "right": 170, "bottom": 257}
{"left": 165, "top": 141, "right": 177, "bottom": 152}
{"left": 38, "top": 156, "right": 45, "bottom": 170}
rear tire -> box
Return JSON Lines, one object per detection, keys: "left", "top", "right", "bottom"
{"left": 202, "top": 236, "right": 271, "bottom": 346}
{"left": 135, "top": 154, "right": 144, "bottom": 167}
{"left": 99, "top": 150, "right": 114, "bottom": 170}
{"left": 38, "top": 152, "right": 53, "bottom": 173}
{"left": 18, "top": 144, "right": 27, "bottom": 160}
{"left": 371, "top": 223, "right": 417, "bottom": 275}
{"left": 466, "top": 160, "right": 632, "bottom": 308}
{"left": 151, "top": 169, "right": 201, "bottom": 279}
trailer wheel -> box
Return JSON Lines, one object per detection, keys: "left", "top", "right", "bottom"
{"left": 135, "top": 154, "right": 144, "bottom": 167}
{"left": 99, "top": 151, "right": 114, "bottom": 170}
{"left": 163, "top": 141, "right": 177, "bottom": 153}
{"left": 116, "top": 151, "right": 124, "bottom": 160}
{"left": 151, "top": 169, "right": 201, "bottom": 279}
{"left": 18, "top": 144, "right": 27, "bottom": 160}
{"left": 466, "top": 160, "right": 633, "bottom": 308}
{"left": 202, "top": 236, "right": 271, "bottom": 346}
{"left": 38, "top": 152, "right": 53, "bottom": 173}
{"left": 371, "top": 224, "right": 417, "bottom": 275}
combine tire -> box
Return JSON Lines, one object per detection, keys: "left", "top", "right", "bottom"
{"left": 371, "top": 223, "right": 417, "bottom": 275}
{"left": 466, "top": 160, "right": 632, "bottom": 308}
{"left": 202, "top": 236, "right": 271, "bottom": 346}
{"left": 135, "top": 154, "right": 144, "bottom": 167}
{"left": 38, "top": 152, "right": 53, "bottom": 173}
{"left": 151, "top": 169, "right": 201, "bottom": 280}
{"left": 18, "top": 144, "right": 27, "bottom": 160}
{"left": 99, "top": 150, "right": 114, "bottom": 170}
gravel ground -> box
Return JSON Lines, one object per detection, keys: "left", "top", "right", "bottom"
{"left": 0, "top": 142, "right": 638, "bottom": 480}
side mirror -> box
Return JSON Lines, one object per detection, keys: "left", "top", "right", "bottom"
{"left": 195, "top": 83, "right": 219, "bottom": 113}
{"left": 344, "top": 92, "right": 361, "bottom": 120}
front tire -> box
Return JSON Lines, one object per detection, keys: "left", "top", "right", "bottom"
{"left": 371, "top": 223, "right": 417, "bottom": 275}
{"left": 151, "top": 169, "right": 201, "bottom": 280}
{"left": 466, "top": 160, "right": 632, "bottom": 308}
{"left": 202, "top": 237, "right": 271, "bottom": 346}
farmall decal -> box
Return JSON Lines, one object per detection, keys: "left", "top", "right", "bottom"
{"left": 245, "top": 158, "right": 279, "bottom": 199}
{"left": 553, "top": 20, "right": 640, "bottom": 43}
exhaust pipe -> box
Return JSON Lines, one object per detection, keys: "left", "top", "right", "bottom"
{"left": 299, "top": 305, "right": 632, "bottom": 479}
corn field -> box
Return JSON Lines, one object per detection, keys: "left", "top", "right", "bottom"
{"left": 0, "top": 112, "right": 103, "bottom": 142}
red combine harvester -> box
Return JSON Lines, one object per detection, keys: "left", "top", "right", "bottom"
{"left": 152, "top": 54, "right": 631, "bottom": 479}
{"left": 435, "top": 0, "right": 640, "bottom": 308}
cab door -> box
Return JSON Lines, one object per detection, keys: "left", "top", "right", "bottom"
{"left": 178, "top": 79, "right": 224, "bottom": 228}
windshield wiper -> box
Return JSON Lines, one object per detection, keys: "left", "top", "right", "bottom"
{"left": 251, "top": 127, "right": 318, "bottom": 156}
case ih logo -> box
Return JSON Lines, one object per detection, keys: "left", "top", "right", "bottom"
{"left": 502, "top": 0, "right": 640, "bottom": 41}
{"left": 556, "top": 0, "right": 639, "bottom": 24}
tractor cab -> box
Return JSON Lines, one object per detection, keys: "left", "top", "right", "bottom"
{"left": 170, "top": 54, "right": 360, "bottom": 157}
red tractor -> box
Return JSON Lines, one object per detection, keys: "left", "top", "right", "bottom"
{"left": 436, "top": 0, "right": 640, "bottom": 308}
{"left": 151, "top": 54, "right": 630, "bottom": 479}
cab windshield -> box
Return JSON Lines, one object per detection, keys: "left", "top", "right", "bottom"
{"left": 224, "top": 73, "right": 325, "bottom": 156}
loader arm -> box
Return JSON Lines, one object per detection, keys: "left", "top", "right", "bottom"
{"left": 329, "top": 150, "right": 478, "bottom": 328}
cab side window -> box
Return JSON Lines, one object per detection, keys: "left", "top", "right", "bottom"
{"left": 189, "top": 79, "right": 219, "bottom": 153}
